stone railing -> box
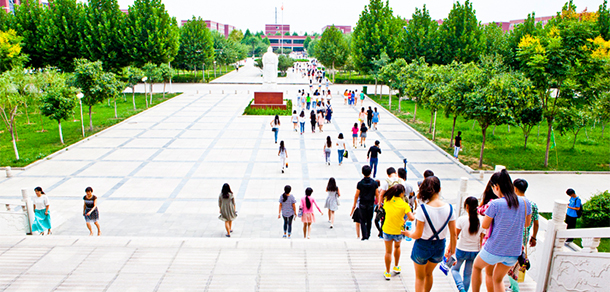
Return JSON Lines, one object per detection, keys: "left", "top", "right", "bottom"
{"left": 536, "top": 200, "right": 610, "bottom": 292}
{"left": 0, "top": 189, "right": 34, "bottom": 235}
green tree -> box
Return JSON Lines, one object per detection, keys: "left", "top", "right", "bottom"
{"left": 174, "top": 16, "right": 214, "bottom": 77}
{"left": 0, "top": 9, "right": 11, "bottom": 31}
{"left": 40, "top": 75, "right": 78, "bottom": 144}
{"left": 370, "top": 52, "right": 390, "bottom": 95}
{"left": 81, "top": 0, "right": 128, "bottom": 72}
{"left": 352, "top": 0, "right": 402, "bottom": 72}
{"left": 437, "top": 0, "right": 484, "bottom": 64}
{"left": 443, "top": 62, "right": 475, "bottom": 147}
{"left": 307, "top": 38, "right": 319, "bottom": 57}
{"left": 158, "top": 63, "right": 174, "bottom": 98}
{"left": 0, "top": 29, "right": 27, "bottom": 72}
{"left": 506, "top": 13, "right": 543, "bottom": 69}
{"left": 0, "top": 69, "right": 26, "bottom": 160}
{"left": 142, "top": 62, "right": 161, "bottom": 106}
{"left": 316, "top": 25, "right": 349, "bottom": 81}
{"left": 598, "top": 0, "right": 609, "bottom": 41}
{"left": 70, "top": 59, "right": 107, "bottom": 131}
{"left": 120, "top": 66, "right": 143, "bottom": 110}
{"left": 125, "top": 0, "right": 179, "bottom": 66}
{"left": 513, "top": 104, "right": 543, "bottom": 149}
{"left": 228, "top": 29, "right": 244, "bottom": 43}
{"left": 39, "top": 0, "right": 85, "bottom": 71}
{"left": 278, "top": 55, "right": 294, "bottom": 74}
{"left": 555, "top": 107, "right": 589, "bottom": 149}
{"left": 101, "top": 71, "right": 125, "bottom": 119}
{"left": 380, "top": 58, "right": 408, "bottom": 111}
{"left": 12, "top": 1, "right": 45, "bottom": 68}
{"left": 482, "top": 23, "right": 511, "bottom": 63}
{"left": 303, "top": 36, "right": 312, "bottom": 50}
{"left": 402, "top": 5, "right": 439, "bottom": 64}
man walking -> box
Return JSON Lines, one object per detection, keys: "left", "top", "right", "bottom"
{"left": 510, "top": 178, "right": 539, "bottom": 292}
{"left": 351, "top": 165, "right": 379, "bottom": 240}
{"left": 367, "top": 141, "right": 382, "bottom": 178}
{"left": 454, "top": 131, "right": 462, "bottom": 159}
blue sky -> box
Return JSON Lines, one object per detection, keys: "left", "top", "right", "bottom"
{"left": 115, "top": 0, "right": 606, "bottom": 34}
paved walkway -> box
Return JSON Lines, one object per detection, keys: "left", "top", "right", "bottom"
{"left": 0, "top": 58, "right": 605, "bottom": 291}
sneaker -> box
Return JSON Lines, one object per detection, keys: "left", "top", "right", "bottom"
{"left": 328, "top": 220, "right": 331, "bottom": 223}
{"left": 330, "top": 225, "right": 333, "bottom": 229}
{"left": 282, "top": 234, "right": 287, "bottom": 238}
{"left": 392, "top": 266, "right": 401, "bottom": 274}
{"left": 281, "top": 170, "right": 284, "bottom": 173}
{"left": 384, "top": 272, "right": 391, "bottom": 280}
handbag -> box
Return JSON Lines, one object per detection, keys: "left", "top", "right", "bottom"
{"left": 508, "top": 198, "right": 530, "bottom": 282}
{"left": 343, "top": 150, "right": 348, "bottom": 158}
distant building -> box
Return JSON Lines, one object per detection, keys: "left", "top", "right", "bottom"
{"left": 482, "top": 15, "right": 554, "bottom": 31}
{"left": 179, "top": 19, "right": 236, "bottom": 38}
{"left": 322, "top": 25, "right": 352, "bottom": 34}
{"left": 265, "top": 24, "right": 290, "bottom": 35}
{"left": 264, "top": 35, "right": 316, "bottom": 52}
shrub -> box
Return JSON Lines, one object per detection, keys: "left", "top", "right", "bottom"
{"left": 243, "top": 99, "right": 292, "bottom": 116}
{"left": 581, "top": 190, "right": 610, "bottom": 228}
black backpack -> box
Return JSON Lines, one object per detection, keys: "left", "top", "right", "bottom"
{"left": 575, "top": 198, "right": 583, "bottom": 218}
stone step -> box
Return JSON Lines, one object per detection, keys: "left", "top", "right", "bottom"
{"left": 0, "top": 236, "right": 536, "bottom": 292}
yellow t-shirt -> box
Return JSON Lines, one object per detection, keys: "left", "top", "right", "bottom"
{"left": 382, "top": 197, "right": 412, "bottom": 235}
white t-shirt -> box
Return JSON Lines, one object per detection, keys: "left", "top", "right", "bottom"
{"left": 32, "top": 195, "right": 50, "bottom": 210}
{"left": 414, "top": 203, "right": 456, "bottom": 240}
{"left": 336, "top": 139, "right": 346, "bottom": 149}
{"left": 298, "top": 116, "right": 306, "bottom": 123}
{"left": 291, "top": 114, "right": 298, "bottom": 123}
{"left": 456, "top": 215, "right": 483, "bottom": 252}
{"left": 380, "top": 176, "right": 404, "bottom": 191}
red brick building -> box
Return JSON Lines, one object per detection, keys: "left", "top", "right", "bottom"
{"left": 179, "top": 19, "right": 236, "bottom": 38}
{"left": 322, "top": 25, "right": 352, "bottom": 34}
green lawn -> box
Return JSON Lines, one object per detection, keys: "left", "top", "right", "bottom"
{"left": 1, "top": 92, "right": 181, "bottom": 167}
{"left": 173, "top": 65, "right": 236, "bottom": 83}
{"left": 539, "top": 212, "right": 609, "bottom": 252}
{"left": 243, "top": 99, "right": 293, "bottom": 116}
{"left": 369, "top": 94, "right": 610, "bottom": 171}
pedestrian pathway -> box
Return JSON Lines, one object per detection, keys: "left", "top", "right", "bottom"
{"left": 210, "top": 58, "right": 309, "bottom": 84}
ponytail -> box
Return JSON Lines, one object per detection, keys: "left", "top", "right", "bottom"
{"left": 282, "top": 185, "right": 292, "bottom": 202}
{"left": 464, "top": 196, "right": 480, "bottom": 235}
{"left": 305, "top": 187, "right": 313, "bottom": 209}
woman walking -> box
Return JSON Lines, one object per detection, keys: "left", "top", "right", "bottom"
{"left": 324, "top": 136, "right": 332, "bottom": 165}
{"left": 367, "top": 106, "right": 374, "bottom": 128}
{"left": 299, "top": 111, "right": 306, "bottom": 135}
{"left": 382, "top": 184, "right": 415, "bottom": 280}
{"left": 324, "top": 178, "right": 341, "bottom": 228}
{"left": 372, "top": 107, "right": 380, "bottom": 130}
{"left": 301, "top": 187, "right": 323, "bottom": 239}
{"left": 83, "top": 187, "right": 101, "bottom": 236}
{"left": 359, "top": 107, "right": 367, "bottom": 124}
{"left": 325, "top": 101, "right": 333, "bottom": 123}
{"left": 343, "top": 89, "right": 349, "bottom": 105}
{"left": 317, "top": 110, "right": 325, "bottom": 132}
{"left": 310, "top": 110, "right": 317, "bottom": 133}
{"left": 352, "top": 123, "right": 359, "bottom": 148}
{"left": 452, "top": 197, "right": 483, "bottom": 292}
{"left": 471, "top": 170, "right": 531, "bottom": 292}
{"left": 360, "top": 122, "right": 368, "bottom": 148}
{"left": 278, "top": 185, "right": 297, "bottom": 238}
{"left": 336, "top": 133, "right": 346, "bottom": 166}
{"left": 270, "top": 115, "right": 280, "bottom": 144}
{"left": 291, "top": 110, "right": 298, "bottom": 132}
{"left": 218, "top": 183, "right": 238, "bottom": 237}
{"left": 278, "top": 141, "right": 288, "bottom": 173}
{"left": 326, "top": 90, "right": 332, "bottom": 101}
{"left": 31, "top": 187, "right": 51, "bottom": 235}
{"left": 402, "top": 176, "right": 457, "bottom": 292}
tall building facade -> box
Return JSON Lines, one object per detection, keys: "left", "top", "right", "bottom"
{"left": 179, "top": 19, "right": 235, "bottom": 38}
{"left": 321, "top": 25, "right": 352, "bottom": 34}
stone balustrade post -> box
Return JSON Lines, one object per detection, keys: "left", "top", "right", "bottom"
{"left": 581, "top": 237, "right": 601, "bottom": 253}
{"left": 5, "top": 166, "right": 12, "bottom": 178}
{"left": 479, "top": 170, "right": 484, "bottom": 180}
{"left": 536, "top": 200, "right": 568, "bottom": 292}
{"left": 21, "top": 188, "right": 34, "bottom": 234}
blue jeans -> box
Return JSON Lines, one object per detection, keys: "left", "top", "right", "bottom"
{"left": 338, "top": 150, "right": 344, "bottom": 164}
{"left": 273, "top": 128, "right": 279, "bottom": 143}
{"left": 369, "top": 157, "right": 378, "bottom": 178}
{"left": 300, "top": 122, "right": 305, "bottom": 133}
{"left": 452, "top": 249, "right": 479, "bottom": 292}
{"left": 283, "top": 215, "right": 293, "bottom": 235}
{"left": 306, "top": 102, "right": 310, "bottom": 109}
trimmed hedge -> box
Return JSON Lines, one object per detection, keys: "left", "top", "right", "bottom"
{"left": 243, "top": 99, "right": 293, "bottom": 116}
{"left": 581, "top": 190, "right": 610, "bottom": 228}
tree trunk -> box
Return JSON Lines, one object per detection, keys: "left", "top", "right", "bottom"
{"left": 24, "top": 103, "right": 30, "bottom": 124}
{"left": 450, "top": 116, "right": 457, "bottom": 147}
{"left": 523, "top": 134, "right": 529, "bottom": 149}
{"left": 89, "top": 105, "right": 93, "bottom": 131}
{"left": 398, "top": 97, "right": 401, "bottom": 112}
{"left": 508, "top": 125, "right": 510, "bottom": 133}
{"left": 572, "top": 128, "right": 581, "bottom": 149}
{"left": 412, "top": 102, "right": 418, "bottom": 123}
{"left": 479, "top": 125, "right": 488, "bottom": 169}
{"left": 429, "top": 112, "right": 434, "bottom": 133}
{"left": 163, "top": 82, "right": 166, "bottom": 98}
{"left": 132, "top": 87, "right": 136, "bottom": 111}
{"left": 544, "top": 122, "right": 552, "bottom": 168}
{"left": 432, "top": 111, "right": 436, "bottom": 141}
{"left": 114, "top": 96, "right": 117, "bottom": 119}
{"left": 493, "top": 126, "right": 496, "bottom": 135}
{"left": 58, "top": 121, "right": 64, "bottom": 144}
{"left": 602, "top": 121, "right": 605, "bottom": 138}
{"left": 388, "top": 88, "right": 392, "bottom": 111}
{"left": 375, "top": 77, "right": 378, "bottom": 96}
{"left": 10, "top": 128, "right": 19, "bottom": 160}
{"left": 39, "top": 114, "right": 46, "bottom": 132}
{"left": 537, "top": 123, "right": 540, "bottom": 137}
{"left": 149, "top": 83, "right": 154, "bottom": 105}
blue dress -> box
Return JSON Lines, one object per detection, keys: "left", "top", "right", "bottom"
{"left": 372, "top": 112, "right": 379, "bottom": 123}
{"left": 326, "top": 104, "right": 332, "bottom": 122}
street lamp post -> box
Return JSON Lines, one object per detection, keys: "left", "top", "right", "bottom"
{"left": 214, "top": 61, "right": 217, "bottom": 78}
{"left": 77, "top": 92, "right": 85, "bottom": 137}
{"left": 202, "top": 63, "right": 205, "bottom": 83}
{"left": 142, "top": 77, "right": 148, "bottom": 108}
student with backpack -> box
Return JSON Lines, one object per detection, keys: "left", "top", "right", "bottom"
{"left": 451, "top": 197, "right": 483, "bottom": 292}
{"left": 376, "top": 167, "right": 405, "bottom": 238}
{"left": 403, "top": 176, "right": 457, "bottom": 292}
{"left": 565, "top": 188, "right": 581, "bottom": 242}
{"left": 351, "top": 165, "right": 379, "bottom": 240}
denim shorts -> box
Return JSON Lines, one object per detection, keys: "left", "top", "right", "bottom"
{"left": 352, "top": 134, "right": 357, "bottom": 138}
{"left": 478, "top": 248, "right": 518, "bottom": 266}
{"left": 411, "top": 238, "right": 445, "bottom": 265}
{"left": 383, "top": 232, "right": 404, "bottom": 242}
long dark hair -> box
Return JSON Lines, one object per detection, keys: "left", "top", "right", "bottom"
{"left": 481, "top": 180, "right": 498, "bottom": 206}
{"left": 418, "top": 176, "right": 441, "bottom": 202}
{"left": 221, "top": 183, "right": 232, "bottom": 199}
{"left": 300, "top": 111, "right": 305, "bottom": 118}
{"left": 279, "top": 140, "right": 285, "bottom": 152}
{"left": 464, "top": 196, "right": 480, "bottom": 235}
{"left": 34, "top": 186, "right": 45, "bottom": 194}
{"left": 326, "top": 136, "right": 332, "bottom": 147}
{"left": 274, "top": 115, "right": 280, "bottom": 125}
{"left": 305, "top": 187, "right": 313, "bottom": 209}
{"left": 384, "top": 184, "right": 405, "bottom": 201}
{"left": 489, "top": 169, "right": 518, "bottom": 209}
{"left": 282, "top": 185, "right": 292, "bottom": 202}
{"left": 338, "top": 133, "right": 344, "bottom": 139}
{"left": 326, "top": 177, "right": 338, "bottom": 192}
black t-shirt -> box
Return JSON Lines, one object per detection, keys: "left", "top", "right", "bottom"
{"left": 360, "top": 125, "right": 368, "bottom": 133}
{"left": 367, "top": 109, "right": 373, "bottom": 119}
{"left": 368, "top": 145, "right": 381, "bottom": 159}
{"left": 455, "top": 136, "right": 462, "bottom": 147}
{"left": 83, "top": 195, "right": 97, "bottom": 209}
{"left": 357, "top": 177, "right": 377, "bottom": 206}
